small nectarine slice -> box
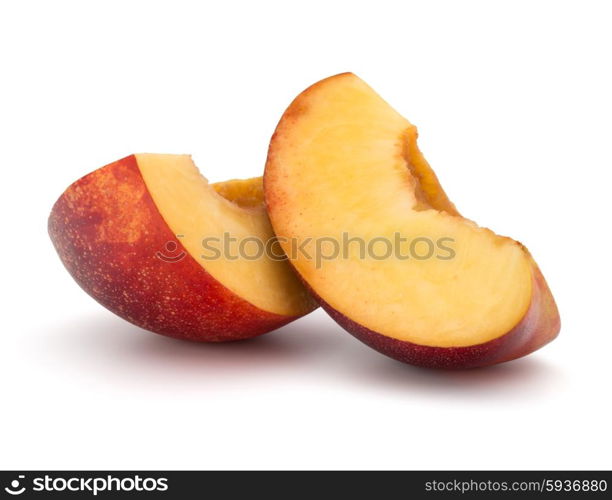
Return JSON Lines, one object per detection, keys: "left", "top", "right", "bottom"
{"left": 264, "top": 73, "right": 560, "bottom": 368}
{"left": 49, "top": 154, "right": 316, "bottom": 341}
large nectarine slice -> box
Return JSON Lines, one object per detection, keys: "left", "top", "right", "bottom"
{"left": 49, "top": 154, "right": 316, "bottom": 341}
{"left": 264, "top": 73, "right": 560, "bottom": 368}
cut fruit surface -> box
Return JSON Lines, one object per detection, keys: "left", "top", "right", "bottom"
{"left": 137, "top": 154, "right": 311, "bottom": 317}
{"left": 265, "top": 73, "right": 560, "bottom": 367}
{"left": 49, "top": 154, "right": 316, "bottom": 342}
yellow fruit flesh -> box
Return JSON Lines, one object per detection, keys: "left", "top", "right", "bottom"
{"left": 267, "top": 74, "right": 532, "bottom": 347}
{"left": 212, "top": 177, "right": 265, "bottom": 209}
{"left": 137, "top": 154, "right": 312, "bottom": 317}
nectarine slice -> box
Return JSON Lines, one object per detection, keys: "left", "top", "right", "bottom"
{"left": 49, "top": 154, "right": 316, "bottom": 341}
{"left": 264, "top": 73, "right": 560, "bottom": 368}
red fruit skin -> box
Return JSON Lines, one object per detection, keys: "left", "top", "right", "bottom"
{"left": 48, "top": 155, "right": 297, "bottom": 342}
{"left": 312, "top": 265, "right": 560, "bottom": 369}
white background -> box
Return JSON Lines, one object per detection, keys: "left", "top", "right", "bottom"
{"left": 1, "top": 0, "right": 611, "bottom": 470}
